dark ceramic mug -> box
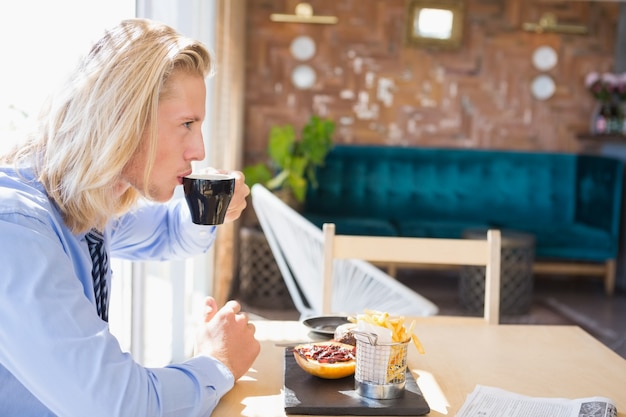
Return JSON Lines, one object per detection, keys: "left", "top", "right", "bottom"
{"left": 183, "top": 173, "right": 235, "bottom": 225}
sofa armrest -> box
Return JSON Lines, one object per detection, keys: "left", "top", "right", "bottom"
{"left": 575, "top": 155, "right": 624, "bottom": 238}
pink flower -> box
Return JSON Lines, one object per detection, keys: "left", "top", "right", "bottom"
{"left": 585, "top": 71, "right": 626, "bottom": 102}
{"left": 602, "top": 72, "right": 619, "bottom": 86}
{"left": 585, "top": 72, "right": 600, "bottom": 88}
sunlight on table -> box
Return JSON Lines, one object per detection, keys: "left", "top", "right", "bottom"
{"left": 412, "top": 369, "right": 449, "bottom": 415}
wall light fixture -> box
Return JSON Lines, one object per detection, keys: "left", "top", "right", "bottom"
{"left": 270, "top": 2, "right": 338, "bottom": 25}
{"left": 523, "top": 13, "right": 588, "bottom": 35}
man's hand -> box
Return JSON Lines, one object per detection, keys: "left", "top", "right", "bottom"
{"left": 194, "top": 297, "right": 260, "bottom": 380}
{"left": 199, "top": 168, "right": 250, "bottom": 223}
{"left": 223, "top": 170, "right": 249, "bottom": 223}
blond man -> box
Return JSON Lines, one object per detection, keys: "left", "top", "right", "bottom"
{"left": 0, "top": 18, "right": 259, "bottom": 416}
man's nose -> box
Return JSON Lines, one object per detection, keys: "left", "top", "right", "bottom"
{"left": 188, "top": 132, "right": 206, "bottom": 161}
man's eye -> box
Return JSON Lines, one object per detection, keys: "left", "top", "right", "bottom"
{"left": 183, "top": 121, "right": 193, "bottom": 129}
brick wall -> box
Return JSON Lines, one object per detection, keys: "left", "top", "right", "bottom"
{"left": 243, "top": 0, "right": 620, "bottom": 164}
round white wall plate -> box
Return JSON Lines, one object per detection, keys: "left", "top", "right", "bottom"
{"left": 290, "top": 36, "right": 316, "bottom": 61}
{"left": 291, "top": 64, "right": 316, "bottom": 89}
{"left": 531, "top": 74, "right": 556, "bottom": 100}
{"left": 532, "top": 45, "right": 558, "bottom": 71}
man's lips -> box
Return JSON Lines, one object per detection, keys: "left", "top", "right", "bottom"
{"left": 178, "top": 170, "right": 193, "bottom": 184}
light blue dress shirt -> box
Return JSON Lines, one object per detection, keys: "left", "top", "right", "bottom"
{"left": 0, "top": 165, "right": 235, "bottom": 417}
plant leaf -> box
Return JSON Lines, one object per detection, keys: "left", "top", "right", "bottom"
{"left": 242, "top": 115, "right": 335, "bottom": 204}
{"left": 287, "top": 174, "right": 307, "bottom": 203}
{"left": 268, "top": 125, "right": 295, "bottom": 169}
{"left": 242, "top": 163, "right": 272, "bottom": 188}
{"left": 301, "top": 116, "right": 334, "bottom": 165}
{"left": 290, "top": 156, "right": 307, "bottom": 178}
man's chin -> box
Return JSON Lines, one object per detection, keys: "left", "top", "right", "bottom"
{"left": 144, "top": 186, "right": 176, "bottom": 203}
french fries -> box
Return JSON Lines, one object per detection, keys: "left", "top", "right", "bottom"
{"left": 355, "top": 309, "right": 425, "bottom": 354}
{"left": 352, "top": 310, "right": 425, "bottom": 384}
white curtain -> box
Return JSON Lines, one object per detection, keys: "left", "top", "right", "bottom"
{"left": 130, "top": 0, "right": 220, "bottom": 366}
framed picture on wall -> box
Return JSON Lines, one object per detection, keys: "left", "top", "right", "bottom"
{"left": 405, "top": 0, "right": 464, "bottom": 50}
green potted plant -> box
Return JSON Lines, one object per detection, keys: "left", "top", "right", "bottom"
{"left": 243, "top": 115, "right": 335, "bottom": 208}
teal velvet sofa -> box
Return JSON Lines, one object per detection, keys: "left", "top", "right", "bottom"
{"left": 303, "top": 145, "right": 624, "bottom": 294}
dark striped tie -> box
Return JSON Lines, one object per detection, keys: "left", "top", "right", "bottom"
{"left": 86, "top": 229, "right": 109, "bottom": 322}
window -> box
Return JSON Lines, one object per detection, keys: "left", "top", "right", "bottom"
{"left": 1, "top": 0, "right": 221, "bottom": 368}
{"left": 405, "top": 0, "right": 464, "bottom": 50}
{"left": 0, "top": 1, "right": 138, "bottom": 347}
{"left": 0, "top": 0, "right": 135, "bottom": 154}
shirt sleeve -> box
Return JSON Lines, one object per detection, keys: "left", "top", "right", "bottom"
{"left": 0, "top": 211, "right": 233, "bottom": 417}
{"left": 108, "top": 197, "right": 217, "bottom": 261}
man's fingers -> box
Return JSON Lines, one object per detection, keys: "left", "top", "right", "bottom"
{"left": 203, "top": 297, "right": 218, "bottom": 322}
{"left": 223, "top": 300, "right": 242, "bottom": 315}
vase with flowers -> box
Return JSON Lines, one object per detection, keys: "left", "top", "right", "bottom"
{"left": 585, "top": 71, "right": 626, "bottom": 135}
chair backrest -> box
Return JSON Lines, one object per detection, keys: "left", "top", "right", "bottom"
{"left": 322, "top": 223, "right": 502, "bottom": 324}
{"left": 251, "top": 184, "right": 438, "bottom": 319}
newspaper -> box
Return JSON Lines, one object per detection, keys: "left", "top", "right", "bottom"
{"left": 456, "top": 385, "right": 617, "bottom": 417}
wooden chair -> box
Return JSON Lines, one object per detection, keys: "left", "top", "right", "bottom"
{"left": 322, "top": 224, "right": 502, "bottom": 324}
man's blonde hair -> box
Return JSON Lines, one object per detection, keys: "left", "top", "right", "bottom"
{"left": 2, "top": 18, "right": 212, "bottom": 233}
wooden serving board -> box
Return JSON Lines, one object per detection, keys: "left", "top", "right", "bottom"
{"left": 283, "top": 349, "right": 430, "bottom": 415}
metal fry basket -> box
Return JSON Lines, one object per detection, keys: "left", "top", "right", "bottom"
{"left": 353, "top": 331, "right": 409, "bottom": 400}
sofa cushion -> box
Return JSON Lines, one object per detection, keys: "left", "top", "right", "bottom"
{"left": 304, "top": 214, "right": 398, "bottom": 236}
{"left": 396, "top": 220, "right": 489, "bottom": 239}
{"left": 513, "top": 223, "right": 616, "bottom": 261}
{"left": 307, "top": 146, "right": 578, "bottom": 226}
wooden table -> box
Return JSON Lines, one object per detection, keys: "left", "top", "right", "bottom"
{"left": 212, "top": 318, "right": 626, "bottom": 416}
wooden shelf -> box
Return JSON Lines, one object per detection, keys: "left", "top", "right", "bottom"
{"left": 577, "top": 133, "right": 626, "bottom": 142}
